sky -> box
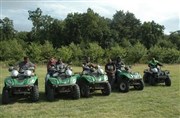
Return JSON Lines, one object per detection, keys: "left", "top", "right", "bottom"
{"left": 1, "top": 0, "right": 179, "bottom": 34}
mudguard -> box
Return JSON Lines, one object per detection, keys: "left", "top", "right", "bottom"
{"left": 4, "top": 76, "right": 38, "bottom": 87}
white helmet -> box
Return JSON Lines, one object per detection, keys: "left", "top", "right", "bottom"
{"left": 24, "top": 70, "right": 32, "bottom": 76}
{"left": 11, "top": 70, "right": 19, "bottom": 77}
{"left": 65, "top": 69, "right": 73, "bottom": 76}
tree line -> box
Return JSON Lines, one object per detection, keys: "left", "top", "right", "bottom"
{"left": 0, "top": 8, "right": 180, "bottom": 65}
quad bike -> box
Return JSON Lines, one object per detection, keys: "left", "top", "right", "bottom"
{"left": 143, "top": 66, "right": 171, "bottom": 86}
{"left": 45, "top": 64, "right": 80, "bottom": 101}
{"left": 115, "top": 65, "right": 144, "bottom": 93}
{"left": 77, "top": 65, "right": 111, "bottom": 97}
{"left": 2, "top": 66, "right": 39, "bottom": 104}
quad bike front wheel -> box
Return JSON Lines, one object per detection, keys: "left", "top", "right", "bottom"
{"left": 149, "top": 75, "right": 156, "bottom": 86}
{"left": 2, "top": 87, "right": 10, "bottom": 104}
{"left": 101, "top": 82, "right": 111, "bottom": 96}
{"left": 134, "top": 80, "right": 144, "bottom": 90}
{"left": 72, "top": 84, "right": 80, "bottom": 99}
{"left": 119, "top": 79, "right": 129, "bottom": 93}
{"left": 47, "top": 83, "right": 55, "bottom": 101}
{"left": 31, "top": 85, "right": 39, "bottom": 102}
{"left": 80, "top": 83, "right": 90, "bottom": 98}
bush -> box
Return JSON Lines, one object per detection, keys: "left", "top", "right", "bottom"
{"left": 105, "top": 45, "right": 127, "bottom": 61}
{"left": 56, "top": 46, "right": 73, "bottom": 62}
{"left": 26, "top": 42, "right": 42, "bottom": 63}
{"left": 147, "top": 45, "right": 180, "bottom": 64}
{"left": 161, "top": 48, "right": 180, "bottom": 63}
{"left": 40, "top": 41, "right": 55, "bottom": 63}
{"left": 0, "top": 39, "right": 25, "bottom": 64}
{"left": 85, "top": 43, "right": 104, "bottom": 63}
{"left": 125, "top": 42, "right": 147, "bottom": 64}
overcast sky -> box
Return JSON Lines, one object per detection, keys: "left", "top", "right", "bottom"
{"left": 1, "top": 0, "right": 179, "bottom": 34}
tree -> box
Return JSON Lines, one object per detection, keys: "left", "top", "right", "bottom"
{"left": 140, "top": 21, "right": 164, "bottom": 49}
{"left": 111, "top": 10, "right": 141, "bottom": 43}
{"left": 125, "top": 42, "right": 147, "bottom": 64}
{"left": 169, "top": 30, "right": 180, "bottom": 50}
{"left": 0, "top": 17, "right": 15, "bottom": 40}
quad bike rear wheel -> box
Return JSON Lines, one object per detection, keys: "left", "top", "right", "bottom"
{"left": 165, "top": 77, "right": 171, "bottom": 86}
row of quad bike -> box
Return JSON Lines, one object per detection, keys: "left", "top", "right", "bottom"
{"left": 1, "top": 65, "right": 171, "bottom": 104}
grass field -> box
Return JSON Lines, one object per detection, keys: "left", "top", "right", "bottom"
{"left": 0, "top": 64, "right": 179, "bottom": 118}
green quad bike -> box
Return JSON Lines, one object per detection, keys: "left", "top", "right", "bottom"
{"left": 77, "top": 65, "right": 111, "bottom": 97}
{"left": 143, "top": 66, "right": 171, "bottom": 86}
{"left": 115, "top": 66, "right": 144, "bottom": 93}
{"left": 45, "top": 65, "right": 80, "bottom": 101}
{"left": 2, "top": 66, "right": 39, "bottom": 104}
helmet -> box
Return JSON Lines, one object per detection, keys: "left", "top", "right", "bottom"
{"left": 65, "top": 69, "right": 73, "bottom": 76}
{"left": 24, "top": 70, "right": 32, "bottom": 76}
{"left": 11, "top": 70, "right": 19, "bottom": 77}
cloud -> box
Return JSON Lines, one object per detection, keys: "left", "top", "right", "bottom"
{"left": 1, "top": 0, "right": 179, "bottom": 33}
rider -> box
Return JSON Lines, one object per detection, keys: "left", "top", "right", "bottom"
{"left": 56, "top": 58, "right": 66, "bottom": 73}
{"left": 16, "top": 56, "right": 35, "bottom": 72}
{"left": 148, "top": 58, "right": 163, "bottom": 68}
{"left": 115, "top": 56, "right": 125, "bottom": 70}
{"left": 82, "top": 57, "right": 97, "bottom": 72}
{"left": 105, "top": 58, "right": 116, "bottom": 87}
{"left": 47, "top": 57, "right": 57, "bottom": 73}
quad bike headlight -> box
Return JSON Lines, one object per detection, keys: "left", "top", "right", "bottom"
{"left": 29, "top": 79, "right": 35, "bottom": 84}
{"left": 24, "top": 70, "right": 32, "bottom": 76}
{"left": 11, "top": 70, "right": 19, "bottom": 77}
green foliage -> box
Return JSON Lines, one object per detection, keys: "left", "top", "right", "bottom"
{"left": 56, "top": 46, "right": 73, "bottom": 62}
{"left": 140, "top": 21, "right": 164, "bottom": 49}
{"left": 147, "top": 45, "right": 180, "bottom": 63}
{"left": 147, "top": 45, "right": 164, "bottom": 62}
{"left": 126, "top": 42, "right": 147, "bottom": 64}
{"left": 157, "top": 38, "right": 177, "bottom": 49}
{"left": 169, "top": 31, "right": 180, "bottom": 50}
{"left": 85, "top": 43, "right": 104, "bottom": 63}
{"left": 26, "top": 42, "right": 42, "bottom": 63}
{"left": 1, "top": 8, "right": 180, "bottom": 64}
{"left": 69, "top": 43, "right": 83, "bottom": 65}
{"left": 0, "top": 39, "right": 25, "bottom": 64}
{"left": 161, "top": 48, "right": 180, "bottom": 63}
{"left": 40, "top": 41, "right": 55, "bottom": 62}
{"left": 106, "top": 45, "right": 127, "bottom": 61}
{"left": 0, "top": 17, "right": 16, "bottom": 40}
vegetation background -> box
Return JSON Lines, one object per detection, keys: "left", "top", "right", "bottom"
{"left": 0, "top": 8, "right": 180, "bottom": 65}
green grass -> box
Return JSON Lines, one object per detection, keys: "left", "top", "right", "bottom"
{"left": 0, "top": 64, "right": 179, "bottom": 118}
